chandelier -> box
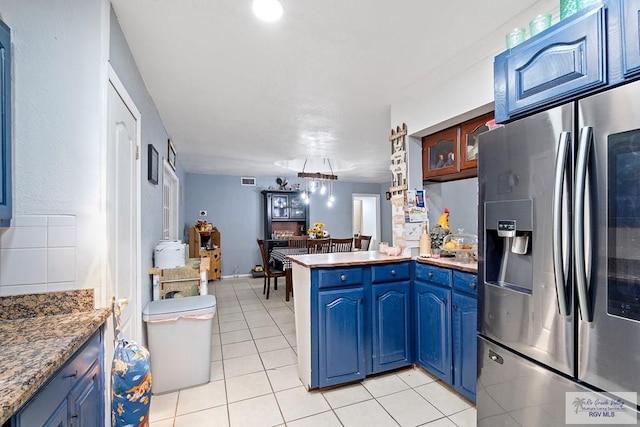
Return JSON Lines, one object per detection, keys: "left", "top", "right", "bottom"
{"left": 298, "top": 159, "right": 338, "bottom": 207}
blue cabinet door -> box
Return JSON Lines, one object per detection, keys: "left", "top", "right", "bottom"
{"left": 623, "top": 0, "right": 640, "bottom": 77}
{"left": 318, "top": 287, "right": 365, "bottom": 387}
{"left": 371, "top": 281, "right": 411, "bottom": 373}
{"left": 453, "top": 292, "right": 477, "bottom": 402}
{"left": 494, "top": 5, "right": 606, "bottom": 122}
{"left": 415, "top": 281, "right": 452, "bottom": 383}
{"left": 69, "top": 362, "right": 102, "bottom": 427}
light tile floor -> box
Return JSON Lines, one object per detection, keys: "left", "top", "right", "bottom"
{"left": 149, "top": 277, "right": 477, "bottom": 427}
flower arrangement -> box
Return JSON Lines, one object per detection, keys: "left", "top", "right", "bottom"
{"left": 307, "top": 222, "right": 329, "bottom": 239}
{"left": 194, "top": 220, "right": 213, "bottom": 231}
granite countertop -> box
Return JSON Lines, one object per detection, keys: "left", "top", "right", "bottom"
{"left": 416, "top": 256, "right": 478, "bottom": 273}
{"left": 0, "top": 290, "right": 111, "bottom": 425}
{"left": 289, "top": 250, "right": 412, "bottom": 268}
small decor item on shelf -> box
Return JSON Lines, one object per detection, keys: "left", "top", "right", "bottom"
{"left": 194, "top": 220, "right": 213, "bottom": 231}
{"left": 276, "top": 177, "right": 289, "bottom": 190}
{"left": 560, "top": 0, "right": 578, "bottom": 19}
{"left": 307, "top": 222, "right": 328, "bottom": 239}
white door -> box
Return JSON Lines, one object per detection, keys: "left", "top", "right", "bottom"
{"left": 107, "top": 69, "right": 141, "bottom": 343}
{"left": 352, "top": 194, "right": 381, "bottom": 247}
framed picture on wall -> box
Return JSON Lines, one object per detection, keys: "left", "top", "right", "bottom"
{"left": 147, "top": 144, "right": 159, "bottom": 185}
{"left": 168, "top": 138, "right": 177, "bottom": 171}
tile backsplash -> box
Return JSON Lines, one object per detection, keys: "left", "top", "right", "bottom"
{"left": 0, "top": 215, "right": 77, "bottom": 296}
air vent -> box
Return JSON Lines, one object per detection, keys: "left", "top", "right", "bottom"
{"left": 241, "top": 177, "right": 256, "bottom": 186}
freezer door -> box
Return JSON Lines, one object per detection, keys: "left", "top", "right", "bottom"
{"left": 478, "top": 337, "right": 639, "bottom": 427}
{"left": 577, "top": 79, "right": 640, "bottom": 395}
{"left": 478, "top": 104, "right": 574, "bottom": 376}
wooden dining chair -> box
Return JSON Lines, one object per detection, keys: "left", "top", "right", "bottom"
{"left": 288, "top": 235, "right": 308, "bottom": 248}
{"left": 257, "top": 239, "right": 286, "bottom": 299}
{"left": 306, "top": 238, "right": 331, "bottom": 254}
{"left": 355, "top": 235, "right": 372, "bottom": 251}
{"left": 331, "top": 237, "right": 353, "bottom": 252}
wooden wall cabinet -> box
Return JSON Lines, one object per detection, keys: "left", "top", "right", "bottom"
{"left": 422, "top": 112, "right": 493, "bottom": 182}
{"left": 189, "top": 226, "right": 221, "bottom": 280}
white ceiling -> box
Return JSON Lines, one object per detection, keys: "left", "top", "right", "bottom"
{"left": 110, "top": 0, "right": 540, "bottom": 183}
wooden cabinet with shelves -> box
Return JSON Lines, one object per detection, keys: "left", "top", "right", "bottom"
{"left": 189, "top": 226, "right": 221, "bottom": 281}
{"left": 422, "top": 112, "right": 493, "bottom": 182}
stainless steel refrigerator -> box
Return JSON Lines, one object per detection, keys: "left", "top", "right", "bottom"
{"left": 478, "top": 78, "right": 640, "bottom": 426}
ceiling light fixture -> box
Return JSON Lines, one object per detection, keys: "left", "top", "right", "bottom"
{"left": 298, "top": 159, "right": 338, "bottom": 208}
{"left": 252, "top": 0, "right": 283, "bottom": 22}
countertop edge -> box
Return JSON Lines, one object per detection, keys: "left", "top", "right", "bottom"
{"left": 0, "top": 307, "right": 111, "bottom": 425}
{"left": 416, "top": 256, "right": 478, "bottom": 273}
{"left": 290, "top": 252, "right": 412, "bottom": 268}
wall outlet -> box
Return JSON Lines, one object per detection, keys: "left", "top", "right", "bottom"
{"left": 199, "top": 210, "right": 207, "bottom": 216}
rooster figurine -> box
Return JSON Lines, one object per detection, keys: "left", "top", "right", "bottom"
{"left": 437, "top": 208, "right": 450, "bottom": 232}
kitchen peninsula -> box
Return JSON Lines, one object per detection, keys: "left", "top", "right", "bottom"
{"left": 290, "top": 251, "right": 478, "bottom": 400}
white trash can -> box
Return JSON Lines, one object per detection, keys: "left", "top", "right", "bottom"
{"left": 142, "top": 295, "right": 217, "bottom": 394}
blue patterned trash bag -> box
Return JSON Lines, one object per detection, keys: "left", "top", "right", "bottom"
{"left": 111, "top": 301, "right": 152, "bottom": 427}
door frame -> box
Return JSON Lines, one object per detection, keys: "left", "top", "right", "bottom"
{"left": 162, "top": 160, "right": 180, "bottom": 240}
{"left": 351, "top": 193, "right": 381, "bottom": 247}
{"left": 104, "top": 64, "right": 142, "bottom": 341}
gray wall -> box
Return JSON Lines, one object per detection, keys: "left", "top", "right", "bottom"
{"left": 109, "top": 8, "right": 186, "bottom": 306}
{"left": 424, "top": 178, "right": 478, "bottom": 236}
{"left": 184, "top": 174, "right": 386, "bottom": 276}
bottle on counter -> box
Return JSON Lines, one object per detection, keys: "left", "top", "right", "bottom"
{"left": 419, "top": 220, "right": 432, "bottom": 258}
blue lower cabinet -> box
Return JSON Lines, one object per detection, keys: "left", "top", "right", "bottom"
{"left": 452, "top": 292, "right": 478, "bottom": 402}
{"left": 318, "top": 287, "right": 366, "bottom": 387}
{"left": 68, "top": 362, "right": 102, "bottom": 426}
{"left": 371, "top": 281, "right": 411, "bottom": 373}
{"left": 415, "top": 280, "right": 452, "bottom": 384}
{"left": 13, "top": 330, "right": 103, "bottom": 427}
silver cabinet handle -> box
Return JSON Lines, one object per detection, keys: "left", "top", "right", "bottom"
{"left": 340, "top": 274, "right": 347, "bottom": 281}
{"left": 428, "top": 272, "right": 433, "bottom": 278}
{"left": 391, "top": 269, "right": 396, "bottom": 275}
{"left": 469, "top": 283, "right": 477, "bottom": 290}
{"left": 574, "top": 126, "right": 593, "bottom": 322}
{"left": 553, "top": 131, "right": 571, "bottom": 316}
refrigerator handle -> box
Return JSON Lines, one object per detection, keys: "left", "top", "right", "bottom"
{"left": 553, "top": 131, "right": 571, "bottom": 316}
{"left": 575, "top": 126, "right": 593, "bottom": 322}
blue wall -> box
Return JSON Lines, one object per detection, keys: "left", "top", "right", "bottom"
{"left": 184, "top": 174, "right": 389, "bottom": 276}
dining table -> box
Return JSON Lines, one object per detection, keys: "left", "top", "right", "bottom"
{"left": 269, "top": 247, "right": 308, "bottom": 301}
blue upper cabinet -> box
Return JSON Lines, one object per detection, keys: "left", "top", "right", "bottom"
{"left": 494, "top": 5, "right": 606, "bottom": 122}
{"left": 622, "top": 0, "right": 640, "bottom": 77}
{"left": 0, "top": 20, "right": 11, "bottom": 227}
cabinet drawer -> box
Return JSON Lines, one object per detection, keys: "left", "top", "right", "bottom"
{"left": 15, "top": 331, "right": 101, "bottom": 427}
{"left": 494, "top": 6, "right": 606, "bottom": 122}
{"left": 453, "top": 270, "right": 478, "bottom": 297}
{"left": 317, "top": 268, "right": 363, "bottom": 289}
{"left": 371, "top": 262, "right": 410, "bottom": 284}
{"left": 414, "top": 263, "right": 451, "bottom": 287}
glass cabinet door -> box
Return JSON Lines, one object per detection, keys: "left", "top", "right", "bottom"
{"left": 289, "top": 194, "right": 306, "bottom": 219}
{"left": 271, "top": 195, "right": 289, "bottom": 219}
{"left": 423, "top": 127, "right": 459, "bottom": 178}
{"left": 460, "top": 113, "right": 493, "bottom": 170}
